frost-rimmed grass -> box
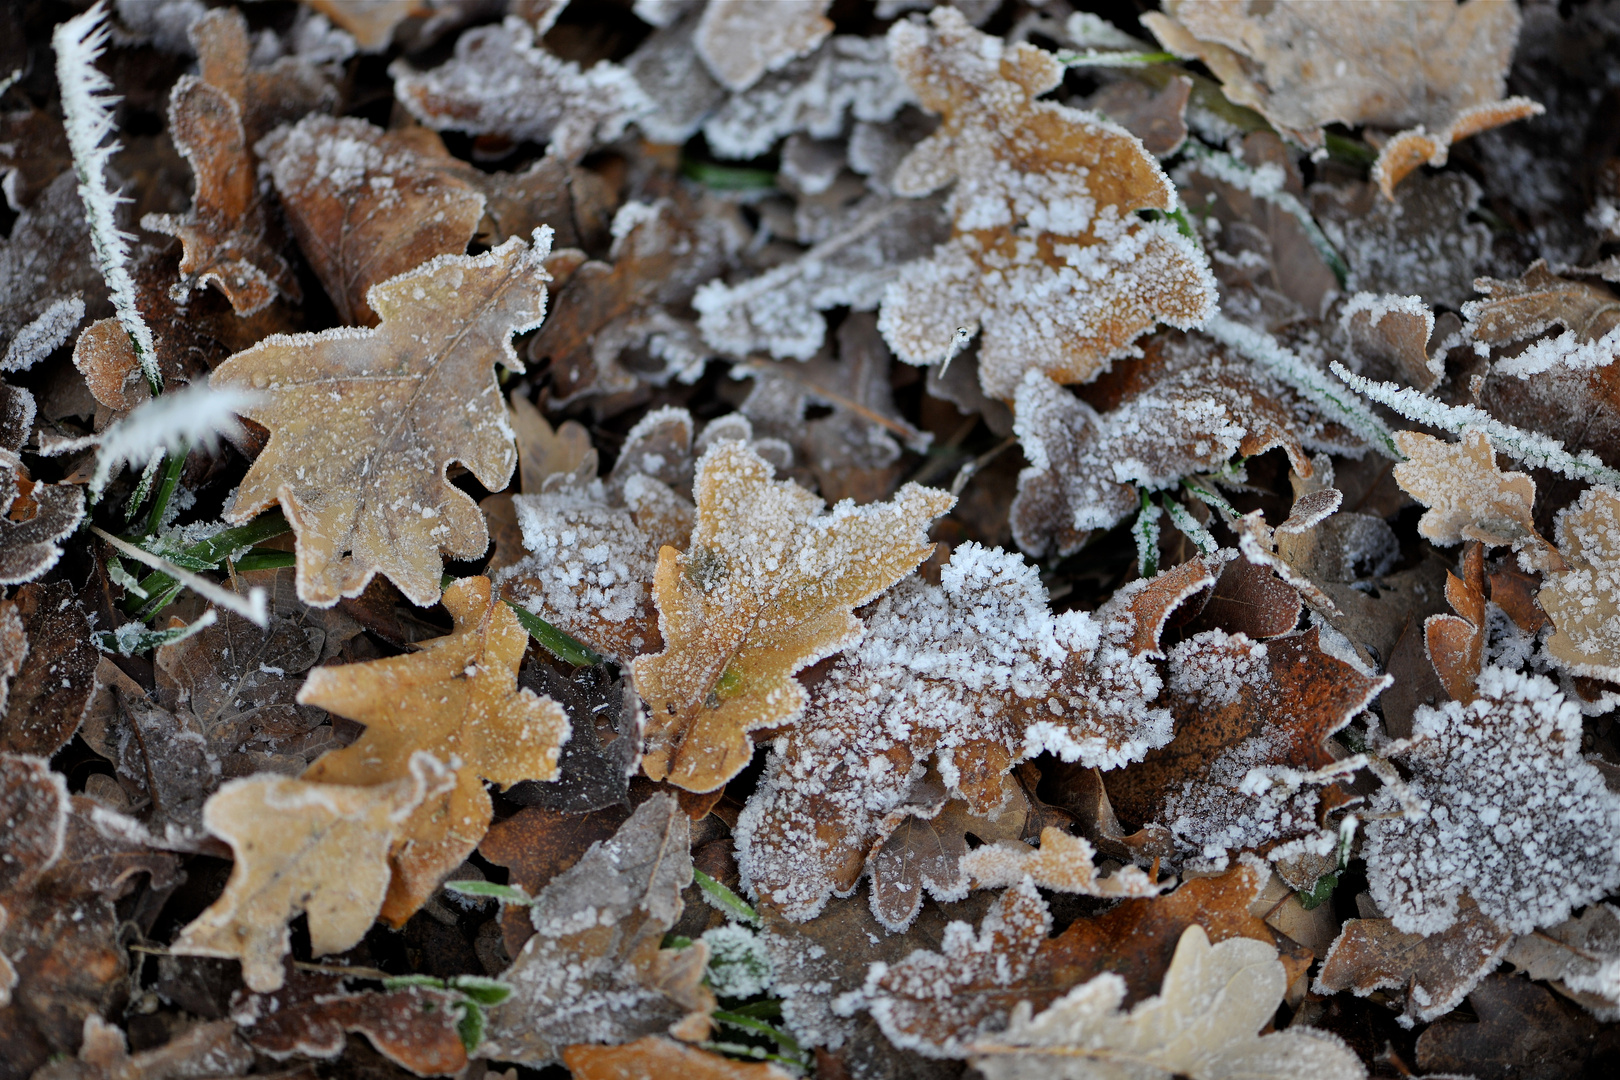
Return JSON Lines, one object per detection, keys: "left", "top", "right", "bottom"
{"left": 94, "top": 526, "right": 269, "bottom": 628}
{"left": 53, "top": 1, "right": 159, "bottom": 391}
{"left": 1331, "top": 362, "right": 1620, "bottom": 486}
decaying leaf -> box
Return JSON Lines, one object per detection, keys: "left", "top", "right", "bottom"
{"left": 0, "top": 172, "right": 105, "bottom": 374}
{"left": 961, "top": 827, "right": 1163, "bottom": 896}
{"left": 564, "top": 1036, "right": 792, "bottom": 1080}
{"left": 1538, "top": 486, "right": 1620, "bottom": 681}
{"left": 210, "top": 231, "right": 552, "bottom": 607}
{"left": 1106, "top": 626, "right": 1387, "bottom": 868}
{"left": 257, "top": 115, "right": 485, "bottom": 326}
{"left": 1425, "top": 542, "right": 1487, "bottom": 703}
{"left": 0, "top": 580, "right": 97, "bottom": 757}
{"left": 1, "top": 456, "right": 85, "bottom": 586}
{"left": 738, "top": 547, "right": 1209, "bottom": 927}
{"left": 481, "top": 794, "right": 716, "bottom": 1065}
{"left": 1340, "top": 293, "right": 1444, "bottom": 393}
{"left": 1414, "top": 973, "right": 1609, "bottom": 1080}
{"left": 505, "top": 662, "right": 639, "bottom": 815}
{"left": 1464, "top": 260, "right": 1620, "bottom": 377}
{"left": 1503, "top": 903, "right": 1620, "bottom": 1020}
{"left": 1363, "top": 666, "right": 1620, "bottom": 936}
{"left": 30, "top": 1015, "right": 252, "bottom": 1080}
{"left": 301, "top": 576, "right": 569, "bottom": 923}
{"left": 1316, "top": 894, "right": 1513, "bottom": 1027}
{"left": 1392, "top": 430, "right": 1538, "bottom": 548}
{"left": 968, "top": 924, "right": 1364, "bottom": 1080}
{"left": 877, "top": 8, "right": 1216, "bottom": 401}
{"left": 1143, "top": 0, "right": 1540, "bottom": 197}
{"left": 633, "top": 439, "right": 952, "bottom": 793}
{"left": 171, "top": 752, "right": 454, "bottom": 992}
{"left": 236, "top": 975, "right": 468, "bottom": 1076}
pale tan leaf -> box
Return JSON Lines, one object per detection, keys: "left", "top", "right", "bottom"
{"left": 1392, "top": 430, "right": 1537, "bottom": 547}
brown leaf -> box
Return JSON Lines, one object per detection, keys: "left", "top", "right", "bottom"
{"left": 879, "top": 9, "right": 1216, "bottom": 401}
{"left": 171, "top": 753, "right": 453, "bottom": 992}
{"left": 210, "top": 232, "right": 551, "bottom": 607}
{"left": 1183, "top": 555, "right": 1303, "bottom": 642}
{"left": 71, "top": 319, "right": 142, "bottom": 412}
{"left": 306, "top": 0, "right": 428, "bottom": 52}
{"left": 0, "top": 173, "right": 105, "bottom": 374}
{"left": 1425, "top": 542, "right": 1486, "bottom": 703}
{"left": 1341, "top": 293, "right": 1444, "bottom": 392}
{"left": 1503, "top": 903, "right": 1620, "bottom": 1019}
{"left": 1539, "top": 486, "right": 1620, "bottom": 680}
{"left": 1466, "top": 259, "right": 1620, "bottom": 349}
{"left": 0, "top": 580, "right": 97, "bottom": 757}
{"left": 1316, "top": 895, "right": 1512, "bottom": 1026}
{"left": 480, "top": 802, "right": 634, "bottom": 957}
{"left": 0, "top": 107, "right": 71, "bottom": 211}
{"left": 633, "top": 440, "right": 951, "bottom": 793}
{"left": 0, "top": 460, "right": 84, "bottom": 588}
{"left": 565, "top": 1037, "right": 794, "bottom": 1080}
{"left": 188, "top": 7, "right": 337, "bottom": 149}
{"left": 30, "top": 1016, "right": 252, "bottom": 1080}
{"left": 1085, "top": 75, "right": 1192, "bottom": 159}
{"left": 503, "top": 662, "right": 640, "bottom": 815}
{"left": 301, "top": 577, "right": 569, "bottom": 923}
{"left": 1415, "top": 973, "right": 1610, "bottom": 1080}
{"left": 481, "top": 794, "right": 716, "bottom": 1066}
{"left": 241, "top": 981, "right": 467, "bottom": 1077}
{"left": 962, "top": 826, "right": 1164, "bottom": 897}
{"left": 1393, "top": 430, "right": 1538, "bottom": 548}
{"left": 257, "top": 115, "right": 485, "bottom": 326}
{"left": 511, "top": 392, "right": 593, "bottom": 495}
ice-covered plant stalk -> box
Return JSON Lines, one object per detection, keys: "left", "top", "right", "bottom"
{"left": 54, "top": 0, "right": 160, "bottom": 391}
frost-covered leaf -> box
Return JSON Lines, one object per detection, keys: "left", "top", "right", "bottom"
{"left": 300, "top": 577, "right": 569, "bottom": 924}
{"left": 1539, "top": 486, "right": 1620, "bottom": 681}
{"left": 968, "top": 924, "right": 1364, "bottom": 1080}
{"left": 694, "top": 0, "right": 833, "bottom": 93}
{"left": 210, "top": 231, "right": 551, "bottom": 607}
{"left": 172, "top": 752, "right": 453, "bottom": 992}
{"left": 1503, "top": 903, "right": 1620, "bottom": 1020}
{"left": 235, "top": 974, "right": 468, "bottom": 1075}
{"left": 1413, "top": 973, "right": 1608, "bottom": 1079}
{"left": 736, "top": 548, "right": 1209, "bottom": 926}
{"left": 1464, "top": 260, "right": 1620, "bottom": 377}
{"left": 564, "top": 1036, "right": 793, "bottom": 1080}
{"left": 962, "top": 827, "right": 1164, "bottom": 897}
{"left": 30, "top": 1015, "right": 251, "bottom": 1080}
{"left": 257, "top": 115, "right": 485, "bottom": 327}
{"left": 1143, "top": 0, "right": 1539, "bottom": 198}
{"left": 305, "top": 0, "right": 426, "bottom": 52}
{"left": 1425, "top": 543, "right": 1487, "bottom": 704}
{"left": 877, "top": 8, "right": 1216, "bottom": 401}
{"left": 0, "top": 106, "right": 71, "bottom": 212}
{"left": 481, "top": 794, "right": 716, "bottom": 1066}
{"left": 1106, "top": 627, "right": 1387, "bottom": 868}
{"left": 1392, "top": 430, "right": 1538, "bottom": 548}
{"left": 1340, "top": 293, "right": 1444, "bottom": 393}
{"left": 0, "top": 457, "right": 85, "bottom": 587}
{"left": 391, "top": 17, "right": 651, "bottom": 163}
{"left": 633, "top": 440, "right": 952, "bottom": 793}
{"left": 0, "top": 172, "right": 104, "bottom": 374}
{"left": 1363, "top": 666, "right": 1620, "bottom": 936}
{"left": 0, "top": 581, "right": 96, "bottom": 757}
{"left": 1315, "top": 895, "right": 1512, "bottom": 1027}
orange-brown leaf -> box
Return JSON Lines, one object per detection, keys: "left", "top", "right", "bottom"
{"left": 565, "top": 1037, "right": 793, "bottom": 1080}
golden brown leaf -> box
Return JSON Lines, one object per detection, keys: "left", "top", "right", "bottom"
{"left": 1340, "top": 293, "right": 1443, "bottom": 393}
{"left": 210, "top": 231, "right": 551, "bottom": 607}
{"left": 1392, "top": 430, "right": 1538, "bottom": 548}
{"left": 511, "top": 392, "right": 593, "bottom": 494}
{"left": 1463, "top": 259, "right": 1620, "bottom": 371}
{"left": 565, "top": 1037, "right": 793, "bottom": 1080}
{"left": 878, "top": 8, "right": 1216, "bottom": 401}
{"left": 962, "top": 826, "right": 1164, "bottom": 896}
{"left": 257, "top": 115, "right": 485, "bottom": 327}
{"left": 633, "top": 440, "right": 952, "bottom": 793}
{"left": 301, "top": 577, "right": 568, "bottom": 923}
{"left": 307, "top": 0, "right": 428, "bottom": 52}
{"left": 31, "top": 1016, "right": 251, "bottom": 1080}
{"left": 171, "top": 753, "right": 453, "bottom": 992}
{"left": 1425, "top": 542, "right": 1486, "bottom": 703}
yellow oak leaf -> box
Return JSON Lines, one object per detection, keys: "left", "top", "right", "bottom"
{"left": 172, "top": 752, "right": 453, "bottom": 993}
{"left": 632, "top": 440, "right": 952, "bottom": 793}
{"left": 299, "top": 576, "right": 569, "bottom": 924}
{"left": 210, "top": 231, "right": 552, "bottom": 608}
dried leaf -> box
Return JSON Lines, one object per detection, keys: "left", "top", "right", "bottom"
{"left": 481, "top": 794, "right": 716, "bottom": 1065}
{"left": 1086, "top": 76, "right": 1192, "bottom": 159}
{"left": 171, "top": 752, "right": 454, "bottom": 992}
{"left": 968, "top": 924, "right": 1364, "bottom": 1080}
{"left": 1106, "top": 627, "right": 1387, "bottom": 867}
{"left": 633, "top": 440, "right": 952, "bottom": 793}
{"left": 0, "top": 172, "right": 104, "bottom": 374}
{"left": 1392, "top": 430, "right": 1538, "bottom": 547}
{"left": 878, "top": 8, "right": 1216, "bottom": 401}
{"left": 1539, "top": 486, "right": 1620, "bottom": 681}
{"left": 695, "top": 0, "right": 833, "bottom": 93}
{"left": 480, "top": 801, "right": 635, "bottom": 957}
{"left": 503, "top": 661, "right": 639, "bottom": 814}
{"left": 511, "top": 393, "right": 593, "bottom": 494}
{"left": 306, "top": 0, "right": 427, "bottom": 52}
{"left": 0, "top": 581, "right": 97, "bottom": 757}
{"left": 961, "top": 827, "right": 1164, "bottom": 897}
{"left": 1415, "top": 973, "right": 1608, "bottom": 1080}
{"left": 210, "top": 231, "right": 552, "bottom": 607}
{"left": 1143, "top": 0, "right": 1539, "bottom": 197}
{"left": 0, "top": 106, "right": 71, "bottom": 211}
{"left": 1363, "top": 666, "right": 1620, "bottom": 936}
{"left": 1503, "top": 903, "right": 1620, "bottom": 1020}
{"left": 301, "top": 577, "right": 569, "bottom": 923}
{"left": 1315, "top": 895, "right": 1512, "bottom": 1027}
{"left": 30, "top": 1016, "right": 252, "bottom": 1080}
{"left": 239, "top": 980, "right": 468, "bottom": 1076}
{"left": 1340, "top": 293, "right": 1444, "bottom": 393}
{"left": 1425, "top": 543, "right": 1486, "bottom": 703}
{"left": 0, "top": 459, "right": 85, "bottom": 587}
{"left": 257, "top": 115, "right": 485, "bottom": 326}
{"left": 565, "top": 1036, "right": 793, "bottom": 1080}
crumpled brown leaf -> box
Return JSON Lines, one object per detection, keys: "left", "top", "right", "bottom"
{"left": 1425, "top": 542, "right": 1487, "bottom": 704}
{"left": 0, "top": 172, "right": 106, "bottom": 374}
{"left": 633, "top": 439, "right": 952, "bottom": 793}
{"left": 171, "top": 752, "right": 454, "bottom": 992}
{"left": 0, "top": 455, "right": 85, "bottom": 588}
{"left": 235, "top": 973, "right": 467, "bottom": 1077}
{"left": 1466, "top": 259, "right": 1620, "bottom": 349}
{"left": 210, "top": 231, "right": 552, "bottom": 607}
{"left": 1503, "top": 903, "right": 1620, "bottom": 1020}
{"left": 481, "top": 793, "right": 716, "bottom": 1065}
{"left": 878, "top": 8, "right": 1217, "bottom": 402}
{"left": 301, "top": 576, "right": 569, "bottom": 923}
{"left": 0, "top": 580, "right": 97, "bottom": 757}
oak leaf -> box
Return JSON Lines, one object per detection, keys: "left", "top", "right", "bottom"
{"left": 968, "top": 924, "right": 1364, "bottom": 1080}
{"left": 1340, "top": 293, "right": 1445, "bottom": 393}
{"left": 301, "top": 576, "right": 569, "bottom": 923}
{"left": 481, "top": 794, "right": 716, "bottom": 1065}
{"left": 1464, "top": 261, "right": 1620, "bottom": 378}
{"left": 1539, "top": 485, "right": 1620, "bottom": 680}
{"left": 878, "top": 8, "right": 1216, "bottom": 401}
{"left": 1363, "top": 666, "right": 1620, "bottom": 936}
{"left": 1425, "top": 542, "right": 1487, "bottom": 703}
{"left": 0, "top": 172, "right": 106, "bottom": 374}
{"left": 632, "top": 439, "right": 953, "bottom": 793}
{"left": 1143, "top": 0, "right": 1540, "bottom": 198}
{"left": 171, "top": 752, "right": 453, "bottom": 992}
{"left": 695, "top": 0, "right": 833, "bottom": 92}
{"left": 257, "top": 115, "right": 485, "bottom": 326}
{"left": 1392, "top": 430, "right": 1538, "bottom": 548}
{"left": 564, "top": 1036, "right": 793, "bottom": 1080}
{"left": 210, "top": 231, "right": 552, "bottom": 607}
{"left": 961, "top": 826, "right": 1163, "bottom": 897}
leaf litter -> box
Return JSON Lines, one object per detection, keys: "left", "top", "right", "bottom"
{"left": 7, "top": 2, "right": 1620, "bottom": 1078}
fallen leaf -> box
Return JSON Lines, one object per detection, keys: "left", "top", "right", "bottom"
{"left": 1466, "top": 259, "right": 1620, "bottom": 349}
{"left": 306, "top": 0, "right": 428, "bottom": 52}
{"left": 1392, "top": 430, "right": 1538, "bottom": 548}
{"left": 878, "top": 8, "right": 1216, "bottom": 401}
{"left": 502, "top": 661, "right": 639, "bottom": 814}
{"left": 301, "top": 577, "right": 569, "bottom": 923}
{"left": 210, "top": 230, "right": 552, "bottom": 607}
{"left": 0, "top": 172, "right": 105, "bottom": 374}
{"left": 171, "top": 752, "right": 454, "bottom": 992}
{"left": 0, "top": 581, "right": 97, "bottom": 756}
{"left": 481, "top": 794, "right": 716, "bottom": 1066}
{"left": 1315, "top": 894, "right": 1513, "bottom": 1027}
{"left": 1415, "top": 973, "right": 1609, "bottom": 1080}
{"left": 0, "top": 456, "right": 85, "bottom": 587}
{"left": 1340, "top": 293, "right": 1444, "bottom": 393}
{"left": 565, "top": 1036, "right": 793, "bottom": 1080}
{"left": 1143, "top": 0, "right": 1540, "bottom": 197}
{"left": 0, "top": 106, "right": 71, "bottom": 212}
{"left": 1539, "top": 486, "right": 1620, "bottom": 681}
{"left": 1363, "top": 666, "right": 1620, "bottom": 936}
{"left": 695, "top": 0, "right": 833, "bottom": 93}
{"left": 30, "top": 1015, "right": 252, "bottom": 1080}
{"left": 1504, "top": 903, "right": 1620, "bottom": 1020}
{"left": 1086, "top": 75, "right": 1193, "bottom": 159}
{"left": 237, "top": 977, "right": 468, "bottom": 1077}
{"left": 511, "top": 393, "right": 593, "bottom": 494}
{"left": 257, "top": 115, "right": 485, "bottom": 326}
{"left": 961, "top": 827, "right": 1164, "bottom": 896}
{"left": 968, "top": 924, "right": 1364, "bottom": 1080}
{"left": 187, "top": 7, "right": 338, "bottom": 149}
{"left": 1425, "top": 542, "right": 1487, "bottom": 703}
{"left": 633, "top": 439, "right": 952, "bottom": 793}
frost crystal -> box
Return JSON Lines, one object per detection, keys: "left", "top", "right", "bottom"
{"left": 1363, "top": 666, "right": 1620, "bottom": 936}
{"left": 701, "top": 923, "right": 774, "bottom": 999}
